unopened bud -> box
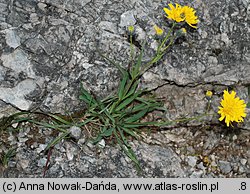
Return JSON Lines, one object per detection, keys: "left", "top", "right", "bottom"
{"left": 205, "top": 90, "right": 213, "bottom": 101}
{"left": 153, "top": 25, "right": 164, "bottom": 36}
{"left": 128, "top": 25, "right": 135, "bottom": 34}
{"left": 176, "top": 27, "right": 187, "bottom": 37}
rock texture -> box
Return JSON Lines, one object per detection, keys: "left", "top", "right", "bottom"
{"left": 0, "top": 0, "right": 249, "bottom": 126}
{"left": 0, "top": 0, "right": 250, "bottom": 177}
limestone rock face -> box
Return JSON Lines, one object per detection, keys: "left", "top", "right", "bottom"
{"left": 0, "top": 0, "right": 249, "bottom": 127}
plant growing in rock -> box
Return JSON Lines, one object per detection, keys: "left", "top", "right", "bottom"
{"left": 2, "top": 2, "right": 247, "bottom": 172}
{"left": 78, "top": 3, "right": 200, "bottom": 168}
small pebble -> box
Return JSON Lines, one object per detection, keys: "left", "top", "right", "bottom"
{"left": 38, "top": 158, "right": 47, "bottom": 167}
{"left": 98, "top": 139, "right": 106, "bottom": 148}
{"left": 68, "top": 126, "right": 82, "bottom": 140}
{"left": 240, "top": 159, "right": 247, "bottom": 165}
{"left": 232, "top": 135, "right": 237, "bottom": 141}
{"left": 218, "top": 160, "right": 232, "bottom": 174}
{"left": 187, "top": 156, "right": 197, "bottom": 167}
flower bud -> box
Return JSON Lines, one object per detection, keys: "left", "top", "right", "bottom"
{"left": 205, "top": 90, "right": 213, "bottom": 101}
{"left": 127, "top": 25, "right": 135, "bottom": 35}
{"left": 176, "top": 27, "right": 187, "bottom": 38}
{"left": 153, "top": 25, "right": 164, "bottom": 36}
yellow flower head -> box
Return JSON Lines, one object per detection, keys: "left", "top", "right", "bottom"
{"left": 163, "top": 3, "right": 184, "bottom": 23}
{"left": 218, "top": 90, "right": 247, "bottom": 127}
{"left": 182, "top": 6, "right": 199, "bottom": 28}
{"left": 206, "top": 90, "right": 213, "bottom": 98}
{"left": 163, "top": 3, "right": 199, "bottom": 28}
{"left": 154, "top": 25, "right": 164, "bottom": 36}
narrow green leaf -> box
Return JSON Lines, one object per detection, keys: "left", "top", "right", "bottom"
{"left": 124, "top": 108, "right": 149, "bottom": 123}
{"left": 124, "top": 79, "right": 140, "bottom": 98}
{"left": 114, "top": 130, "right": 140, "bottom": 168}
{"left": 126, "top": 147, "right": 140, "bottom": 168}
{"left": 118, "top": 72, "right": 129, "bottom": 99}
{"left": 116, "top": 90, "right": 143, "bottom": 111}
{"left": 117, "top": 127, "right": 130, "bottom": 148}
{"left": 123, "top": 123, "right": 145, "bottom": 128}
{"left": 122, "top": 127, "right": 138, "bottom": 139}
{"left": 28, "top": 120, "right": 68, "bottom": 133}
{"left": 92, "top": 134, "right": 103, "bottom": 144}
{"left": 48, "top": 113, "right": 71, "bottom": 125}
{"left": 79, "top": 95, "right": 90, "bottom": 104}
{"left": 131, "top": 41, "right": 146, "bottom": 79}
{"left": 11, "top": 117, "right": 31, "bottom": 123}
{"left": 124, "top": 121, "right": 163, "bottom": 128}
{"left": 102, "top": 127, "right": 114, "bottom": 137}
{"left": 80, "top": 83, "right": 97, "bottom": 106}
{"left": 2, "top": 148, "right": 16, "bottom": 167}
{"left": 125, "top": 102, "right": 160, "bottom": 116}
{"left": 76, "top": 117, "right": 95, "bottom": 127}
{"left": 102, "top": 109, "right": 115, "bottom": 124}
{"left": 98, "top": 51, "right": 127, "bottom": 75}
{"left": 45, "top": 132, "right": 70, "bottom": 152}
{"left": 129, "top": 103, "right": 148, "bottom": 112}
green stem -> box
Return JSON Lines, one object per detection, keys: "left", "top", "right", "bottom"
{"left": 206, "top": 101, "right": 211, "bottom": 114}
{"left": 130, "top": 34, "right": 134, "bottom": 63}
{"left": 157, "top": 22, "right": 176, "bottom": 54}
{"left": 172, "top": 113, "right": 215, "bottom": 123}
{"left": 140, "top": 23, "right": 176, "bottom": 75}
{"left": 161, "top": 34, "right": 176, "bottom": 53}
{"left": 151, "top": 113, "right": 216, "bottom": 127}
{"left": 140, "top": 53, "right": 164, "bottom": 75}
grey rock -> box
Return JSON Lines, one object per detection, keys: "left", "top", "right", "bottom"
{"left": 5, "top": 29, "right": 21, "bottom": 49}
{"left": 137, "top": 142, "right": 185, "bottom": 177}
{"left": 238, "top": 166, "right": 246, "bottom": 173}
{"left": 36, "top": 144, "right": 47, "bottom": 154}
{"left": 187, "top": 156, "right": 197, "bottom": 168}
{"left": 68, "top": 126, "right": 82, "bottom": 140}
{"left": 44, "top": 0, "right": 91, "bottom": 12}
{"left": 99, "top": 21, "right": 118, "bottom": 34}
{"left": 0, "top": 66, "right": 5, "bottom": 81}
{"left": 98, "top": 139, "right": 106, "bottom": 148}
{"left": 119, "top": 10, "right": 136, "bottom": 27}
{"left": 1, "top": 49, "right": 36, "bottom": 78}
{"left": 240, "top": 159, "right": 247, "bottom": 166}
{"left": 78, "top": 138, "right": 86, "bottom": 145}
{"left": 218, "top": 160, "right": 232, "bottom": 174}
{"left": 190, "top": 170, "right": 204, "bottom": 178}
{"left": 65, "top": 142, "right": 78, "bottom": 161}
{"left": 37, "top": 3, "right": 47, "bottom": 11}
{"left": 197, "top": 162, "right": 206, "bottom": 170}
{"left": 17, "top": 159, "right": 29, "bottom": 169}
{"left": 17, "top": 137, "right": 28, "bottom": 143}
{"left": 86, "top": 142, "right": 95, "bottom": 149}
{"left": 0, "top": 79, "right": 37, "bottom": 110}
{"left": 38, "top": 158, "right": 47, "bottom": 167}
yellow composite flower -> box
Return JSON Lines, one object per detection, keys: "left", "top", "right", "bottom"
{"left": 153, "top": 25, "right": 164, "bottom": 36}
{"left": 182, "top": 6, "right": 199, "bottom": 28}
{"left": 163, "top": 3, "right": 199, "bottom": 28}
{"left": 163, "top": 3, "right": 184, "bottom": 23}
{"left": 218, "top": 90, "right": 247, "bottom": 127}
